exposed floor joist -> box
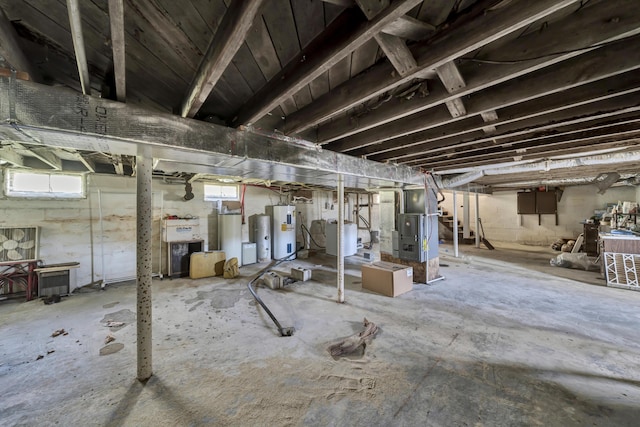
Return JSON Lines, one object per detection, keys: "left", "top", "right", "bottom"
{"left": 180, "top": 0, "right": 265, "bottom": 118}
{"left": 66, "top": 0, "right": 91, "bottom": 95}
{"left": 281, "top": 0, "right": 581, "bottom": 134}
{"left": 231, "top": 0, "right": 422, "bottom": 126}
{"left": 108, "top": 0, "right": 125, "bottom": 102}
{"left": 314, "top": 0, "right": 640, "bottom": 144}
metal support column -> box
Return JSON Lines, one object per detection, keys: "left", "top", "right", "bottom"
{"left": 136, "top": 146, "right": 153, "bottom": 381}
{"left": 337, "top": 174, "right": 345, "bottom": 303}
{"left": 475, "top": 192, "right": 480, "bottom": 248}
{"left": 453, "top": 191, "right": 459, "bottom": 257}
{"left": 463, "top": 192, "right": 470, "bottom": 239}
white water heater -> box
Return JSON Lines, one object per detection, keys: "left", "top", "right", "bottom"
{"left": 219, "top": 214, "right": 242, "bottom": 266}
{"left": 266, "top": 205, "right": 296, "bottom": 260}
{"left": 249, "top": 214, "right": 271, "bottom": 261}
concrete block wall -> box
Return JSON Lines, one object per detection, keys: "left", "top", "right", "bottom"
{"left": 439, "top": 185, "right": 638, "bottom": 246}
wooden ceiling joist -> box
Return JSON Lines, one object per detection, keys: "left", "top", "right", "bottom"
{"left": 332, "top": 38, "right": 640, "bottom": 154}
{"left": 282, "top": 0, "right": 581, "bottom": 135}
{"left": 313, "top": 0, "right": 640, "bottom": 143}
{"left": 180, "top": 0, "right": 265, "bottom": 118}
{"left": 108, "top": 0, "right": 125, "bottom": 102}
{"left": 231, "top": 0, "right": 422, "bottom": 126}
{"left": 66, "top": 0, "right": 91, "bottom": 95}
{"left": 0, "top": 146, "right": 24, "bottom": 167}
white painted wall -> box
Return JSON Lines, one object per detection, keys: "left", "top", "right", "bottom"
{"left": 440, "top": 185, "right": 638, "bottom": 246}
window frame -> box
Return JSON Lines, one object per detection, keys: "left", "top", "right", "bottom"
{"left": 4, "top": 169, "right": 87, "bottom": 199}
{"left": 203, "top": 183, "right": 239, "bottom": 201}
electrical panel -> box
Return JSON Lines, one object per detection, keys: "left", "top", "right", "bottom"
{"left": 397, "top": 213, "right": 428, "bottom": 262}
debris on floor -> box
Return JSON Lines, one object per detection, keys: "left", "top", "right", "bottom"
{"left": 550, "top": 252, "right": 599, "bottom": 271}
{"left": 328, "top": 318, "right": 379, "bottom": 358}
{"left": 223, "top": 257, "right": 240, "bottom": 279}
{"left": 51, "top": 329, "right": 67, "bottom": 337}
{"left": 104, "top": 334, "right": 115, "bottom": 344}
{"left": 99, "top": 343, "right": 124, "bottom": 356}
{"left": 43, "top": 295, "right": 61, "bottom": 305}
{"left": 104, "top": 321, "right": 125, "bottom": 328}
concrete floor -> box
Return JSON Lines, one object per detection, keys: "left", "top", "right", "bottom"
{"left": 1, "top": 244, "right": 640, "bottom": 426}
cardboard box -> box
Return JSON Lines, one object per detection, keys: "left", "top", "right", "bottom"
{"left": 361, "top": 261, "right": 413, "bottom": 297}
{"left": 189, "top": 251, "right": 226, "bottom": 279}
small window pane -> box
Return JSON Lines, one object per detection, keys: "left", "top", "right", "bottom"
{"left": 6, "top": 170, "right": 85, "bottom": 199}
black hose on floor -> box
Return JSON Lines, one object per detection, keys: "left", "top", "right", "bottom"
{"left": 246, "top": 253, "right": 296, "bottom": 337}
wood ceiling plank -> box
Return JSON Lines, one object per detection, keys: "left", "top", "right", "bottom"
{"left": 309, "top": 71, "right": 330, "bottom": 100}
{"left": 329, "top": 54, "right": 352, "bottom": 90}
{"left": 0, "top": 8, "right": 38, "bottom": 80}
{"left": 190, "top": 0, "right": 228, "bottom": 35}
{"left": 107, "top": 0, "right": 125, "bottom": 101}
{"left": 262, "top": 0, "right": 300, "bottom": 67}
{"left": 293, "top": 86, "right": 314, "bottom": 111}
{"left": 245, "top": 13, "right": 281, "bottom": 81}
{"left": 291, "top": 0, "right": 326, "bottom": 48}
{"left": 181, "top": 0, "right": 265, "bottom": 118}
{"left": 324, "top": 2, "right": 345, "bottom": 24}
{"left": 282, "top": 0, "right": 581, "bottom": 134}
{"left": 231, "top": 43, "right": 267, "bottom": 93}
{"left": 332, "top": 37, "right": 640, "bottom": 152}
{"left": 155, "top": 0, "right": 212, "bottom": 53}
{"left": 350, "top": 38, "right": 379, "bottom": 77}
{"left": 416, "top": 0, "right": 455, "bottom": 26}
{"left": 232, "top": 0, "right": 421, "bottom": 126}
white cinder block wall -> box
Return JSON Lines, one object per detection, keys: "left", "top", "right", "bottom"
{"left": 1, "top": 173, "right": 380, "bottom": 292}
{"left": 439, "top": 185, "right": 638, "bottom": 246}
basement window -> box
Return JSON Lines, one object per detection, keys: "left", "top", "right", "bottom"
{"left": 203, "top": 183, "right": 239, "bottom": 201}
{"left": 5, "top": 169, "right": 85, "bottom": 199}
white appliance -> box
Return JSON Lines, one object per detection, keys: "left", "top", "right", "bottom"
{"left": 266, "top": 205, "right": 296, "bottom": 260}
{"left": 163, "top": 218, "right": 201, "bottom": 242}
{"left": 249, "top": 214, "right": 271, "bottom": 261}
{"left": 242, "top": 242, "right": 257, "bottom": 265}
{"left": 219, "top": 214, "right": 242, "bottom": 266}
{"left": 326, "top": 222, "right": 358, "bottom": 257}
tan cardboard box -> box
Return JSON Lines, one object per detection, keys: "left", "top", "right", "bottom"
{"left": 190, "top": 251, "right": 226, "bottom": 278}
{"left": 361, "top": 261, "right": 413, "bottom": 297}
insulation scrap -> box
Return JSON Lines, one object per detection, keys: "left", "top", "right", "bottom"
{"left": 328, "top": 318, "right": 379, "bottom": 357}
{"left": 105, "top": 334, "right": 116, "bottom": 344}
{"left": 105, "top": 321, "right": 125, "bottom": 328}
{"left": 51, "top": 329, "right": 66, "bottom": 337}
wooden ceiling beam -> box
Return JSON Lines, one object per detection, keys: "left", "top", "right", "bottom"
{"left": 435, "top": 61, "right": 468, "bottom": 118}
{"left": 181, "top": 0, "right": 265, "bottom": 118}
{"left": 0, "top": 8, "right": 38, "bottom": 81}
{"left": 71, "top": 152, "right": 96, "bottom": 173}
{"left": 231, "top": 0, "right": 422, "bottom": 126}
{"left": 66, "top": 0, "right": 91, "bottom": 95}
{"left": 314, "top": 0, "right": 640, "bottom": 143}
{"left": 396, "top": 100, "right": 640, "bottom": 165}
{"left": 108, "top": 0, "right": 126, "bottom": 102}
{"left": 382, "top": 15, "right": 435, "bottom": 40}
{"left": 355, "top": 0, "right": 417, "bottom": 76}
{"left": 422, "top": 123, "right": 640, "bottom": 168}
{"left": 363, "top": 72, "right": 640, "bottom": 160}
{"left": 282, "top": 0, "right": 581, "bottom": 135}
{"left": 426, "top": 135, "right": 640, "bottom": 171}
{"left": 29, "top": 147, "right": 63, "bottom": 170}
{"left": 333, "top": 38, "right": 640, "bottom": 153}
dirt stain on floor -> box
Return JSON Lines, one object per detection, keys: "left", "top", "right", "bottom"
{"left": 186, "top": 290, "right": 246, "bottom": 310}
{"left": 101, "top": 309, "right": 136, "bottom": 331}
{"left": 99, "top": 343, "right": 124, "bottom": 356}
{"left": 102, "top": 301, "right": 119, "bottom": 309}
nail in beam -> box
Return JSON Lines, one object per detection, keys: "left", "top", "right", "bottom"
{"left": 136, "top": 146, "right": 153, "bottom": 381}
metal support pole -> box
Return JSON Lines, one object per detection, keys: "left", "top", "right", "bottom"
{"left": 475, "top": 192, "right": 480, "bottom": 248}
{"left": 136, "top": 146, "right": 153, "bottom": 381}
{"left": 463, "top": 192, "right": 470, "bottom": 239}
{"left": 337, "top": 174, "right": 345, "bottom": 303}
{"left": 453, "top": 191, "right": 459, "bottom": 258}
